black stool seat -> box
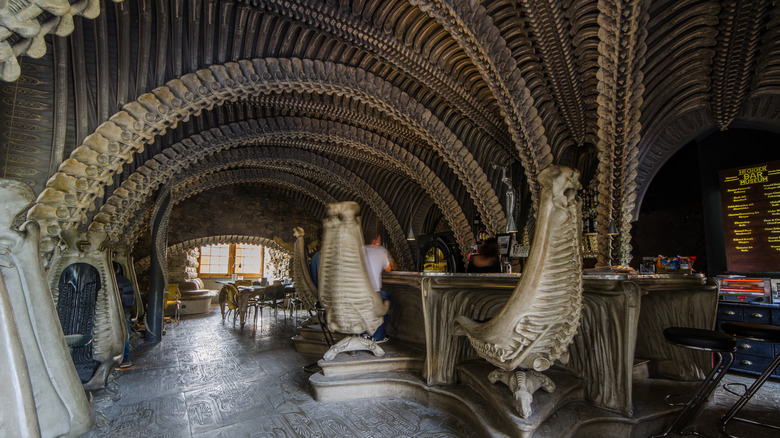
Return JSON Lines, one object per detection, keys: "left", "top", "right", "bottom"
{"left": 720, "top": 321, "right": 780, "bottom": 437}
{"left": 722, "top": 321, "right": 780, "bottom": 343}
{"left": 663, "top": 326, "right": 737, "bottom": 352}
{"left": 652, "top": 327, "right": 737, "bottom": 437}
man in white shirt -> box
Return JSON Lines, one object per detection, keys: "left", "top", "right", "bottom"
{"left": 363, "top": 230, "right": 394, "bottom": 342}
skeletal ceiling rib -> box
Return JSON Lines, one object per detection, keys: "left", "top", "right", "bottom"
{"left": 3, "top": 0, "right": 780, "bottom": 274}
{"left": 711, "top": 0, "right": 768, "bottom": 130}
{"left": 0, "top": 0, "right": 108, "bottom": 81}
{"left": 90, "top": 117, "right": 474, "bottom": 258}
{"left": 168, "top": 147, "right": 416, "bottom": 269}
{"left": 592, "top": 0, "right": 648, "bottom": 267}
{"left": 100, "top": 169, "right": 334, "bottom": 249}
{"left": 107, "top": 146, "right": 416, "bottom": 270}
{"left": 409, "top": 0, "right": 553, "bottom": 204}
{"left": 253, "top": 0, "right": 510, "bottom": 151}
{"left": 28, "top": 58, "right": 502, "bottom": 259}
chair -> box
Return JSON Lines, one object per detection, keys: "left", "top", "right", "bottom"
{"left": 318, "top": 201, "right": 388, "bottom": 360}
{"left": 48, "top": 230, "right": 126, "bottom": 391}
{"left": 218, "top": 284, "right": 240, "bottom": 326}
{"left": 261, "top": 283, "right": 287, "bottom": 318}
{"left": 163, "top": 284, "right": 181, "bottom": 325}
{"left": 720, "top": 322, "right": 780, "bottom": 438}
{"left": 453, "top": 165, "right": 583, "bottom": 418}
{"left": 235, "top": 280, "right": 261, "bottom": 329}
{"left": 291, "top": 226, "right": 333, "bottom": 345}
{"left": 651, "top": 327, "right": 737, "bottom": 437}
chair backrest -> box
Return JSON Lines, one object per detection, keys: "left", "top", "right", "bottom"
{"left": 164, "top": 284, "right": 181, "bottom": 301}
{"left": 318, "top": 202, "right": 386, "bottom": 336}
{"left": 221, "top": 284, "right": 239, "bottom": 309}
{"left": 454, "top": 165, "right": 584, "bottom": 372}
{"left": 178, "top": 280, "right": 199, "bottom": 292}
{"left": 47, "top": 230, "right": 126, "bottom": 374}
{"left": 110, "top": 243, "right": 143, "bottom": 321}
{"left": 291, "top": 226, "right": 318, "bottom": 311}
{"left": 234, "top": 279, "right": 252, "bottom": 287}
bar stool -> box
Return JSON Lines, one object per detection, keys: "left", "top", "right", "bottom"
{"left": 720, "top": 322, "right": 780, "bottom": 438}
{"left": 651, "top": 327, "right": 737, "bottom": 437}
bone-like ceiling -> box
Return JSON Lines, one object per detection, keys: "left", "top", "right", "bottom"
{"left": 1, "top": 0, "right": 779, "bottom": 267}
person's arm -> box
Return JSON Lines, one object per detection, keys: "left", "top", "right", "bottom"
{"left": 384, "top": 250, "right": 395, "bottom": 271}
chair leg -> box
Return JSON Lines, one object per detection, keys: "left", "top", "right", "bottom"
{"left": 315, "top": 308, "right": 334, "bottom": 347}
{"left": 721, "top": 353, "right": 780, "bottom": 438}
{"left": 652, "top": 351, "right": 735, "bottom": 437}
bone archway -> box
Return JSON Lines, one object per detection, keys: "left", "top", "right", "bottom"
{"left": 28, "top": 58, "right": 506, "bottom": 258}
{"left": 168, "top": 149, "right": 415, "bottom": 269}
{"left": 90, "top": 118, "right": 474, "bottom": 259}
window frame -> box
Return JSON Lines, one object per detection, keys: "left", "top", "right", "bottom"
{"left": 198, "top": 243, "right": 264, "bottom": 278}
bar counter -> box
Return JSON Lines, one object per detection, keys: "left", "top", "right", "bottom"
{"left": 382, "top": 271, "right": 718, "bottom": 417}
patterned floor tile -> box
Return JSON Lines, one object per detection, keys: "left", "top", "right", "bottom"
{"left": 84, "top": 393, "right": 191, "bottom": 438}
{"left": 85, "top": 306, "right": 478, "bottom": 438}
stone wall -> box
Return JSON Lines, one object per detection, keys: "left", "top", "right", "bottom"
{"left": 132, "top": 185, "right": 323, "bottom": 290}
{"left": 169, "top": 185, "right": 323, "bottom": 245}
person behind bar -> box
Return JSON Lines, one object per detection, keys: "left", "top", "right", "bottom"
{"left": 363, "top": 230, "right": 394, "bottom": 342}
{"left": 467, "top": 237, "right": 502, "bottom": 273}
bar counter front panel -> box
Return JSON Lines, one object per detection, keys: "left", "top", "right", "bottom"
{"left": 381, "top": 271, "right": 718, "bottom": 416}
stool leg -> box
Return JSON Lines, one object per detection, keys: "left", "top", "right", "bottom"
{"left": 652, "top": 351, "right": 735, "bottom": 437}
{"left": 721, "top": 353, "right": 780, "bottom": 437}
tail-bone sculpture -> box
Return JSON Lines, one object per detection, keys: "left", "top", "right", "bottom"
{"left": 454, "top": 165, "right": 583, "bottom": 418}
{"left": 318, "top": 202, "right": 389, "bottom": 360}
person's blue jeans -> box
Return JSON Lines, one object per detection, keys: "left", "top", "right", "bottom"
{"left": 372, "top": 290, "right": 391, "bottom": 341}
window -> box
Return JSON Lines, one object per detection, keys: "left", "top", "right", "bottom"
{"left": 198, "top": 243, "right": 264, "bottom": 277}
{"left": 235, "top": 244, "right": 263, "bottom": 275}
{"left": 199, "top": 244, "right": 230, "bottom": 275}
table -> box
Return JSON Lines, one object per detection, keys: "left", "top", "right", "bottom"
{"left": 216, "top": 281, "right": 265, "bottom": 328}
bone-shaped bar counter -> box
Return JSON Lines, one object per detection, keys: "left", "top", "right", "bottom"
{"left": 381, "top": 270, "right": 717, "bottom": 416}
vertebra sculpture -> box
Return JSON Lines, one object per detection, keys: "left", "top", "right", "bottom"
{"left": 318, "top": 202, "right": 388, "bottom": 360}
{"left": 0, "top": 179, "right": 93, "bottom": 437}
{"left": 455, "top": 165, "right": 583, "bottom": 418}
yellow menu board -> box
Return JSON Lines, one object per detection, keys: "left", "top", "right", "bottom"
{"left": 719, "top": 160, "right": 780, "bottom": 273}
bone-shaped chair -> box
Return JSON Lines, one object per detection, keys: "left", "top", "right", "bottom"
{"left": 318, "top": 202, "right": 389, "bottom": 360}
{"left": 454, "top": 165, "right": 584, "bottom": 418}
{"left": 47, "top": 230, "right": 127, "bottom": 391}
{"left": 291, "top": 226, "right": 335, "bottom": 345}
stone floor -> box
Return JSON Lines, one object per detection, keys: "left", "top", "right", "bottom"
{"left": 84, "top": 306, "right": 478, "bottom": 438}
{"left": 84, "top": 305, "right": 780, "bottom": 438}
